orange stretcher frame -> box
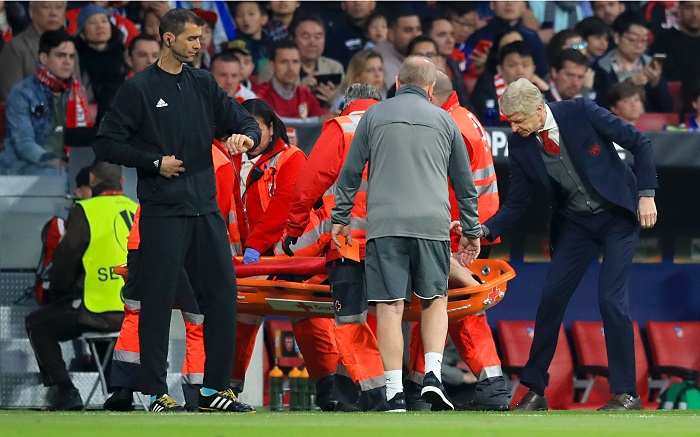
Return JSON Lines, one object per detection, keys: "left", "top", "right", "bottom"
{"left": 114, "top": 257, "right": 515, "bottom": 322}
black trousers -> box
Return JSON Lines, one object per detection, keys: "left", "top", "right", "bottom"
{"left": 520, "top": 208, "right": 639, "bottom": 394}
{"left": 137, "top": 213, "right": 236, "bottom": 395}
{"left": 25, "top": 301, "right": 120, "bottom": 387}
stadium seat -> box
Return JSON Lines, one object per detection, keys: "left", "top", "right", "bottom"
{"left": 0, "top": 102, "right": 6, "bottom": 153}
{"left": 571, "top": 321, "right": 656, "bottom": 408}
{"left": 498, "top": 321, "right": 587, "bottom": 409}
{"left": 667, "top": 81, "right": 682, "bottom": 115}
{"left": 646, "top": 321, "right": 700, "bottom": 391}
{"left": 636, "top": 112, "right": 679, "bottom": 130}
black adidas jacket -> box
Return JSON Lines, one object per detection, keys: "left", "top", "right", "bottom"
{"left": 94, "top": 63, "right": 261, "bottom": 217}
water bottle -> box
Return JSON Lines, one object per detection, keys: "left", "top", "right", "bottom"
{"left": 288, "top": 366, "right": 302, "bottom": 411}
{"left": 484, "top": 99, "right": 499, "bottom": 127}
{"left": 299, "top": 367, "right": 310, "bottom": 410}
{"left": 268, "top": 365, "right": 284, "bottom": 412}
{"left": 308, "top": 372, "right": 320, "bottom": 411}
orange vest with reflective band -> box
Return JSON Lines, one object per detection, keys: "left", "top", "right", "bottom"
{"left": 212, "top": 141, "right": 243, "bottom": 255}
{"left": 447, "top": 97, "right": 500, "bottom": 245}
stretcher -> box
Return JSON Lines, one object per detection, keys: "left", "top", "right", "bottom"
{"left": 115, "top": 257, "right": 515, "bottom": 322}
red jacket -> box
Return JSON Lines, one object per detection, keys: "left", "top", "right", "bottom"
{"left": 253, "top": 82, "right": 325, "bottom": 119}
{"left": 234, "top": 138, "right": 306, "bottom": 254}
{"left": 285, "top": 99, "right": 378, "bottom": 261}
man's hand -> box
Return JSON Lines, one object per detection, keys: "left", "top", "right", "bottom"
{"left": 629, "top": 71, "right": 649, "bottom": 87}
{"left": 449, "top": 221, "right": 463, "bottom": 234}
{"left": 315, "top": 82, "right": 337, "bottom": 104}
{"left": 281, "top": 232, "right": 298, "bottom": 257}
{"left": 457, "top": 235, "right": 481, "bottom": 266}
{"left": 160, "top": 155, "right": 185, "bottom": 178}
{"left": 243, "top": 247, "right": 260, "bottom": 264}
{"left": 643, "top": 61, "right": 662, "bottom": 88}
{"left": 223, "top": 134, "right": 255, "bottom": 155}
{"left": 331, "top": 223, "right": 352, "bottom": 249}
{"left": 638, "top": 197, "right": 657, "bottom": 228}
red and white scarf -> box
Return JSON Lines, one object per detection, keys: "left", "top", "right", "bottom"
{"left": 35, "top": 63, "right": 92, "bottom": 128}
{"left": 494, "top": 74, "right": 507, "bottom": 121}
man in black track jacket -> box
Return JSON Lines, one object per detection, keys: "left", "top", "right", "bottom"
{"left": 93, "top": 8, "right": 261, "bottom": 413}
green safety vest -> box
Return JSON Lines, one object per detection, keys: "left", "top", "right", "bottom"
{"left": 78, "top": 194, "right": 137, "bottom": 313}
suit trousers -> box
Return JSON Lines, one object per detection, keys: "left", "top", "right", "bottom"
{"left": 520, "top": 207, "right": 640, "bottom": 395}
{"left": 137, "top": 213, "right": 236, "bottom": 395}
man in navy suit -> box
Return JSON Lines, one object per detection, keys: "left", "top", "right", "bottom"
{"left": 482, "top": 78, "right": 658, "bottom": 411}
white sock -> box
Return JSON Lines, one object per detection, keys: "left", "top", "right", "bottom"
{"left": 425, "top": 352, "right": 443, "bottom": 381}
{"left": 385, "top": 370, "right": 403, "bottom": 401}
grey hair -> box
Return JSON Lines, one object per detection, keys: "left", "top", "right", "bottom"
{"left": 345, "top": 83, "right": 384, "bottom": 105}
{"left": 500, "top": 78, "right": 544, "bottom": 115}
{"left": 433, "top": 71, "right": 453, "bottom": 101}
{"left": 397, "top": 56, "right": 437, "bottom": 88}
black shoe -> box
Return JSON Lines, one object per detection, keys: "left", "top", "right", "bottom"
{"left": 405, "top": 380, "right": 430, "bottom": 411}
{"left": 149, "top": 394, "right": 185, "bottom": 412}
{"left": 319, "top": 400, "right": 339, "bottom": 412}
{"left": 47, "top": 387, "right": 83, "bottom": 411}
{"left": 512, "top": 391, "right": 548, "bottom": 411}
{"left": 334, "top": 401, "right": 361, "bottom": 412}
{"left": 597, "top": 393, "right": 641, "bottom": 411}
{"left": 466, "top": 376, "right": 511, "bottom": 411}
{"left": 386, "top": 392, "right": 407, "bottom": 412}
{"left": 104, "top": 388, "right": 134, "bottom": 411}
{"left": 420, "top": 372, "right": 454, "bottom": 411}
{"left": 198, "top": 389, "right": 256, "bottom": 413}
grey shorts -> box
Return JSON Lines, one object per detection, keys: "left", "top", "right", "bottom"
{"left": 365, "top": 236, "right": 450, "bottom": 302}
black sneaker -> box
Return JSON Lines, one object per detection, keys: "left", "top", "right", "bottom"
{"left": 104, "top": 388, "right": 134, "bottom": 411}
{"left": 420, "top": 371, "right": 454, "bottom": 411}
{"left": 47, "top": 387, "right": 83, "bottom": 411}
{"left": 198, "top": 388, "right": 256, "bottom": 413}
{"left": 405, "top": 380, "right": 430, "bottom": 411}
{"left": 149, "top": 394, "right": 185, "bottom": 412}
{"left": 386, "top": 392, "right": 407, "bottom": 412}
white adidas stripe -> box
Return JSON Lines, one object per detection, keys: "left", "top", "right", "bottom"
{"left": 222, "top": 399, "right": 233, "bottom": 410}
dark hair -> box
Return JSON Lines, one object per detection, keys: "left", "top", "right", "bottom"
{"left": 270, "top": 39, "right": 298, "bottom": 61}
{"left": 607, "top": 81, "right": 646, "bottom": 108}
{"left": 547, "top": 29, "right": 581, "bottom": 66}
{"left": 422, "top": 15, "right": 451, "bottom": 36}
{"left": 75, "top": 166, "right": 92, "bottom": 188}
{"left": 240, "top": 99, "right": 290, "bottom": 151}
{"left": 407, "top": 35, "right": 438, "bottom": 56}
{"left": 90, "top": 160, "right": 122, "bottom": 185}
{"left": 233, "top": 1, "right": 264, "bottom": 15}
{"left": 498, "top": 40, "right": 533, "bottom": 66}
{"left": 611, "top": 10, "right": 649, "bottom": 35}
{"left": 552, "top": 48, "right": 589, "bottom": 71}
{"left": 39, "top": 30, "right": 74, "bottom": 56}
{"left": 211, "top": 51, "right": 241, "bottom": 70}
{"left": 446, "top": 2, "right": 478, "bottom": 18}
{"left": 159, "top": 8, "right": 206, "bottom": 40}
{"left": 127, "top": 33, "right": 159, "bottom": 57}
{"left": 484, "top": 29, "right": 525, "bottom": 74}
{"left": 575, "top": 16, "right": 611, "bottom": 39}
{"left": 290, "top": 13, "right": 325, "bottom": 37}
{"left": 388, "top": 8, "right": 419, "bottom": 29}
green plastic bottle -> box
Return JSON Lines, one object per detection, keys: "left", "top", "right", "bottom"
{"left": 299, "top": 367, "right": 310, "bottom": 410}
{"left": 288, "top": 366, "right": 302, "bottom": 411}
{"left": 268, "top": 365, "right": 284, "bottom": 412}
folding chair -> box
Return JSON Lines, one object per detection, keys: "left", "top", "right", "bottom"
{"left": 497, "top": 321, "right": 582, "bottom": 409}
{"left": 571, "top": 321, "right": 655, "bottom": 408}
{"left": 79, "top": 331, "right": 120, "bottom": 409}
{"left": 646, "top": 321, "right": 700, "bottom": 393}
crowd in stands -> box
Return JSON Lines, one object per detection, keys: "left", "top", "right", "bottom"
{"left": 1, "top": 1, "right": 700, "bottom": 179}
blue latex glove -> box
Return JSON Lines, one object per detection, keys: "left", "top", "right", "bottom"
{"left": 243, "top": 248, "right": 260, "bottom": 264}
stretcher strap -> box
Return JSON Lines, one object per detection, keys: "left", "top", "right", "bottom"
{"left": 234, "top": 257, "right": 327, "bottom": 277}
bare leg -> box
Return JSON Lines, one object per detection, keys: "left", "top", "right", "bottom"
{"left": 420, "top": 296, "right": 448, "bottom": 354}
{"left": 448, "top": 257, "right": 479, "bottom": 289}
{"left": 375, "top": 301, "right": 405, "bottom": 371}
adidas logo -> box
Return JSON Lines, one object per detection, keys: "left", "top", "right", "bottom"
{"left": 153, "top": 159, "right": 159, "bottom": 168}
{"left": 156, "top": 98, "right": 168, "bottom": 108}
{"left": 209, "top": 396, "right": 234, "bottom": 410}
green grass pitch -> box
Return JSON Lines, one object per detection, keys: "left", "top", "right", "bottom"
{"left": 1, "top": 410, "right": 699, "bottom": 437}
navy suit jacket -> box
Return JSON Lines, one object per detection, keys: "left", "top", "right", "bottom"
{"left": 484, "top": 98, "right": 658, "bottom": 242}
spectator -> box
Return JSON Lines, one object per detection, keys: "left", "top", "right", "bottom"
{"left": 575, "top": 16, "right": 612, "bottom": 61}
{"left": 75, "top": 5, "right": 127, "bottom": 122}
{"left": 482, "top": 29, "right": 526, "bottom": 75}
{"left": 547, "top": 29, "right": 584, "bottom": 66}
{"left": 592, "top": 11, "right": 674, "bottom": 113}
{"left": 0, "top": 1, "right": 72, "bottom": 101}
{"left": 0, "top": 30, "right": 90, "bottom": 177}
{"left": 125, "top": 34, "right": 160, "bottom": 78}
{"left": 363, "top": 12, "right": 387, "bottom": 49}
{"left": 448, "top": 2, "right": 479, "bottom": 51}
{"left": 232, "top": 0, "right": 269, "bottom": 74}
{"left": 65, "top": 2, "right": 140, "bottom": 48}
{"left": 254, "top": 40, "right": 335, "bottom": 124}
{"left": 211, "top": 52, "right": 256, "bottom": 102}
{"left": 141, "top": 8, "right": 162, "bottom": 42}
{"left": 25, "top": 160, "right": 136, "bottom": 411}
{"left": 331, "top": 49, "right": 385, "bottom": 110}
{"left": 643, "top": 0, "right": 679, "bottom": 39}
{"left": 226, "top": 38, "right": 257, "bottom": 90}
{"left": 545, "top": 48, "right": 590, "bottom": 102}
{"left": 651, "top": 0, "right": 700, "bottom": 114}
{"left": 471, "top": 40, "right": 548, "bottom": 126}
{"left": 190, "top": 8, "right": 217, "bottom": 70}
{"left": 324, "top": 1, "right": 377, "bottom": 68}
{"left": 607, "top": 81, "right": 645, "bottom": 128}
{"left": 528, "top": 1, "right": 591, "bottom": 40}
{"left": 462, "top": 1, "right": 549, "bottom": 78}
{"left": 175, "top": 1, "right": 237, "bottom": 52}
{"left": 424, "top": 16, "right": 470, "bottom": 108}
{"left": 681, "top": 83, "right": 700, "bottom": 131}
{"left": 0, "top": 0, "right": 31, "bottom": 47}
{"left": 265, "top": 0, "right": 299, "bottom": 42}
{"left": 374, "top": 9, "right": 422, "bottom": 89}
{"left": 592, "top": 0, "right": 626, "bottom": 26}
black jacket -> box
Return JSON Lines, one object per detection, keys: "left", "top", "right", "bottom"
{"left": 94, "top": 63, "right": 261, "bottom": 217}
